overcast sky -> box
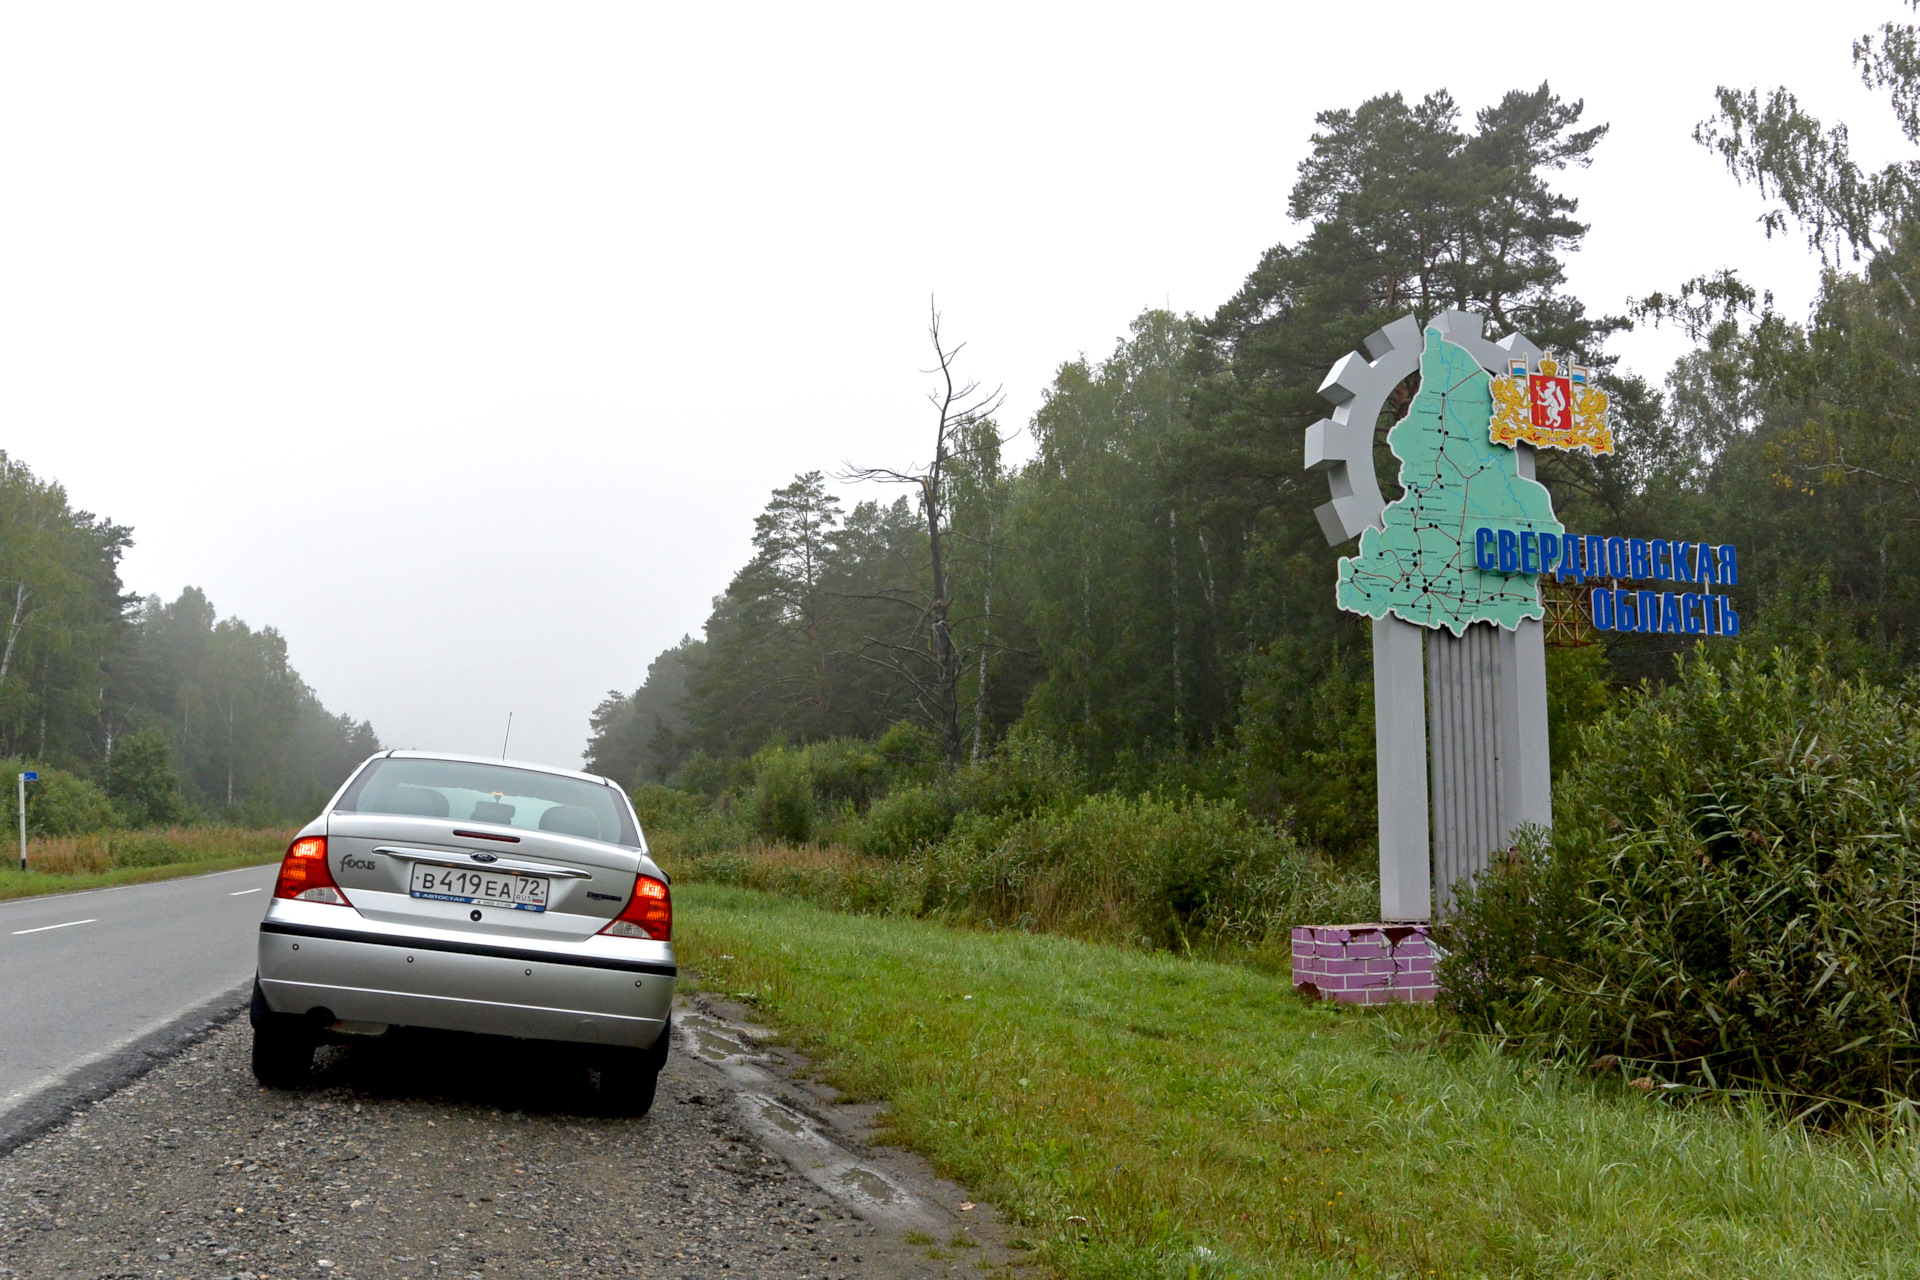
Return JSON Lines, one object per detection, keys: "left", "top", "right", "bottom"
{"left": 0, "top": 2, "right": 1901, "bottom": 769}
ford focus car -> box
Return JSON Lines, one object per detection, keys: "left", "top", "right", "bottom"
{"left": 250, "top": 751, "right": 674, "bottom": 1113}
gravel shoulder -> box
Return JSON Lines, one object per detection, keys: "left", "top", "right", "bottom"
{"left": 0, "top": 993, "right": 1022, "bottom": 1280}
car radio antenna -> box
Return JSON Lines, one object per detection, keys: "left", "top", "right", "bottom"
{"left": 501, "top": 711, "right": 513, "bottom": 760}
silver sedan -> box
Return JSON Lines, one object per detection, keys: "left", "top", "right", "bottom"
{"left": 251, "top": 751, "right": 675, "bottom": 1113}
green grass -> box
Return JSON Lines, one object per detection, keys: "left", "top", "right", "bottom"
{"left": 679, "top": 883, "right": 1920, "bottom": 1280}
{"left": 0, "top": 826, "right": 290, "bottom": 901}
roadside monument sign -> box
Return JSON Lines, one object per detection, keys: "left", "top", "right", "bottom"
{"left": 1293, "top": 311, "right": 1740, "bottom": 1001}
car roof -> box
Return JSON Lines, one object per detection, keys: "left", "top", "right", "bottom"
{"left": 378, "top": 750, "right": 620, "bottom": 790}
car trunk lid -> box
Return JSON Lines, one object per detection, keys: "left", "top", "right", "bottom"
{"left": 324, "top": 812, "right": 641, "bottom": 942}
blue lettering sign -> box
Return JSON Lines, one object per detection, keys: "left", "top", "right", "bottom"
{"left": 1652, "top": 539, "right": 1672, "bottom": 581}
{"left": 1630, "top": 538, "right": 1652, "bottom": 580}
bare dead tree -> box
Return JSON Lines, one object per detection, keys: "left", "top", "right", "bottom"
{"left": 839, "top": 300, "right": 1007, "bottom": 765}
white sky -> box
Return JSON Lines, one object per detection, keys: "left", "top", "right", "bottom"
{"left": 0, "top": 2, "right": 1902, "bottom": 769}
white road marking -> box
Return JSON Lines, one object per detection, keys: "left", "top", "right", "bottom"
{"left": 229, "top": 888, "right": 263, "bottom": 896}
{"left": 11, "top": 919, "right": 97, "bottom": 935}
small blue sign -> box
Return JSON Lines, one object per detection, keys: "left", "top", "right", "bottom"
{"left": 22, "top": 771, "right": 37, "bottom": 781}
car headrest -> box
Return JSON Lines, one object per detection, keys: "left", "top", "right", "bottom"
{"left": 538, "top": 804, "right": 600, "bottom": 840}
{"left": 376, "top": 785, "right": 449, "bottom": 818}
{"left": 468, "top": 800, "right": 517, "bottom": 825}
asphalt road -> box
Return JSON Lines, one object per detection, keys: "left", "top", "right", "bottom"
{"left": 0, "top": 864, "right": 278, "bottom": 1125}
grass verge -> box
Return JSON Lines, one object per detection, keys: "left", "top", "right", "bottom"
{"left": 0, "top": 826, "right": 291, "bottom": 901}
{"left": 679, "top": 883, "right": 1920, "bottom": 1280}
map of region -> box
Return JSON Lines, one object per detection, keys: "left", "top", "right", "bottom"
{"left": 1336, "top": 327, "right": 1563, "bottom": 634}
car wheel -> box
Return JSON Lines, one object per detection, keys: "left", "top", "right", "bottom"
{"left": 251, "top": 1018, "right": 316, "bottom": 1088}
{"left": 594, "top": 1017, "right": 671, "bottom": 1117}
{"left": 248, "top": 981, "right": 316, "bottom": 1088}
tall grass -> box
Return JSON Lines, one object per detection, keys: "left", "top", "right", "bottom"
{"left": 656, "top": 791, "right": 1374, "bottom": 966}
{"left": 0, "top": 825, "right": 292, "bottom": 899}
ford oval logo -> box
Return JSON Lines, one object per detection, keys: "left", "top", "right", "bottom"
{"left": 470, "top": 852, "right": 498, "bottom": 863}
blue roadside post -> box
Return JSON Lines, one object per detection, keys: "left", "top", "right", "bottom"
{"left": 17, "top": 770, "right": 35, "bottom": 870}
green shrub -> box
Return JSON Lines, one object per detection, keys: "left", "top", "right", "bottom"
{"left": 802, "top": 738, "right": 888, "bottom": 811}
{"left": 104, "top": 729, "right": 190, "bottom": 826}
{"left": 631, "top": 782, "right": 710, "bottom": 830}
{"left": 876, "top": 721, "right": 941, "bottom": 788}
{"left": 646, "top": 807, "right": 751, "bottom": 860}
{"left": 921, "top": 792, "right": 1372, "bottom": 953}
{"left": 946, "top": 727, "right": 1084, "bottom": 818}
{"left": 849, "top": 784, "right": 952, "bottom": 859}
{"left": 675, "top": 751, "right": 749, "bottom": 800}
{"left": 0, "top": 761, "right": 122, "bottom": 837}
{"left": 751, "top": 748, "right": 815, "bottom": 844}
{"left": 1438, "top": 647, "right": 1920, "bottom": 1105}
{"left": 1430, "top": 827, "right": 1585, "bottom": 1030}
{"left": 1235, "top": 642, "right": 1376, "bottom": 860}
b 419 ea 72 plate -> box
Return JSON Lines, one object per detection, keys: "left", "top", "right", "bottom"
{"left": 408, "top": 862, "right": 549, "bottom": 912}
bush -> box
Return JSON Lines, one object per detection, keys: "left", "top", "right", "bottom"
{"left": 105, "top": 729, "right": 190, "bottom": 826}
{"left": 1439, "top": 647, "right": 1920, "bottom": 1105}
{"left": 849, "top": 784, "right": 952, "bottom": 859}
{"left": 675, "top": 751, "right": 749, "bottom": 800}
{"left": 751, "top": 748, "right": 814, "bottom": 844}
{"left": 876, "top": 721, "right": 941, "bottom": 788}
{"left": 802, "top": 738, "right": 888, "bottom": 812}
{"left": 946, "top": 727, "right": 1084, "bottom": 819}
{"left": 922, "top": 792, "right": 1373, "bottom": 954}
{"left": 631, "top": 782, "right": 711, "bottom": 831}
{"left": 0, "top": 761, "right": 122, "bottom": 837}
{"left": 1235, "top": 641, "right": 1376, "bottom": 860}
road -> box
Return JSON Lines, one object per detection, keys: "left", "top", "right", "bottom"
{"left": 0, "top": 863, "right": 278, "bottom": 1126}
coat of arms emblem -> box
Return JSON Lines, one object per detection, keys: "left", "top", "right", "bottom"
{"left": 1489, "top": 354, "right": 1612, "bottom": 454}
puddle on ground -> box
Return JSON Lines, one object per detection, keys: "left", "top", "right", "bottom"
{"left": 689, "top": 1026, "right": 751, "bottom": 1062}
{"left": 747, "top": 1094, "right": 834, "bottom": 1148}
{"left": 677, "top": 1001, "right": 946, "bottom": 1233}
{"left": 835, "top": 1164, "right": 905, "bottom": 1204}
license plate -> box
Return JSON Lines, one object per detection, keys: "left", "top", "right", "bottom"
{"left": 409, "top": 863, "right": 549, "bottom": 912}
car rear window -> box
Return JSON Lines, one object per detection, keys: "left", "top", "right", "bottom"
{"left": 336, "top": 758, "right": 639, "bottom": 846}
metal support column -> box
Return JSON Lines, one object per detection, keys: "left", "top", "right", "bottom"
{"left": 1372, "top": 614, "right": 1430, "bottom": 922}
{"left": 1425, "top": 617, "right": 1552, "bottom": 917}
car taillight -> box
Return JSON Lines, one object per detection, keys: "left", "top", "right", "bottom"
{"left": 273, "top": 836, "right": 349, "bottom": 905}
{"left": 600, "top": 874, "right": 670, "bottom": 941}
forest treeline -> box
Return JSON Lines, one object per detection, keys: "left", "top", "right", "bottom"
{"left": 592, "top": 58, "right": 1920, "bottom": 862}
{"left": 0, "top": 453, "right": 376, "bottom": 831}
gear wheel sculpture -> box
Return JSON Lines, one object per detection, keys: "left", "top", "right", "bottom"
{"left": 1304, "top": 309, "right": 1541, "bottom": 545}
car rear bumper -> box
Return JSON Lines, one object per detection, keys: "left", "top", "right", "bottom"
{"left": 256, "top": 905, "right": 675, "bottom": 1049}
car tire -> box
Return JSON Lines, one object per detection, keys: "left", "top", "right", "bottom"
{"left": 248, "top": 982, "right": 316, "bottom": 1088}
{"left": 594, "top": 1017, "right": 671, "bottom": 1117}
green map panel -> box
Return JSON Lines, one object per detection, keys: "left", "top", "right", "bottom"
{"left": 1336, "top": 328, "right": 1563, "bottom": 634}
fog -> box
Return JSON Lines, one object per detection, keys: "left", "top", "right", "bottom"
{"left": 0, "top": 1, "right": 1896, "bottom": 769}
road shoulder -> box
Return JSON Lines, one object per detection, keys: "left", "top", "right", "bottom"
{"left": 0, "top": 988, "right": 1020, "bottom": 1279}
{"left": 0, "top": 979, "right": 250, "bottom": 1158}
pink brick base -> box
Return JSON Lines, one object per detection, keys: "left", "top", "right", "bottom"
{"left": 1291, "top": 923, "right": 1437, "bottom": 1004}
